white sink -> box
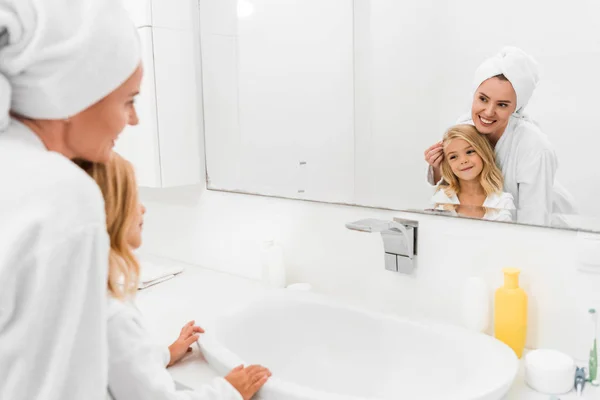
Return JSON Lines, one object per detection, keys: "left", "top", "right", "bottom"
{"left": 199, "top": 290, "right": 518, "bottom": 400}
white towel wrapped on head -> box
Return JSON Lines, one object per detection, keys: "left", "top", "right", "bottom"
{"left": 473, "top": 46, "right": 540, "bottom": 116}
{"left": 0, "top": 0, "right": 141, "bottom": 129}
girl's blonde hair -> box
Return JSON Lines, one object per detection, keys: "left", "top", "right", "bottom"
{"left": 439, "top": 124, "right": 504, "bottom": 196}
{"left": 75, "top": 153, "right": 140, "bottom": 299}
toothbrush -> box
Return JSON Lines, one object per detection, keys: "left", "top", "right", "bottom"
{"left": 590, "top": 308, "right": 598, "bottom": 385}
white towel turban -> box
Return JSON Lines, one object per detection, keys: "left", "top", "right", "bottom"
{"left": 0, "top": 0, "right": 140, "bottom": 130}
{"left": 473, "top": 46, "right": 540, "bottom": 116}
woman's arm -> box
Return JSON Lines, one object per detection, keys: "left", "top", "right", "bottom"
{"left": 515, "top": 148, "right": 557, "bottom": 226}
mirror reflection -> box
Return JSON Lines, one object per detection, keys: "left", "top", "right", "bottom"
{"left": 201, "top": 0, "right": 600, "bottom": 232}
{"left": 424, "top": 47, "right": 574, "bottom": 225}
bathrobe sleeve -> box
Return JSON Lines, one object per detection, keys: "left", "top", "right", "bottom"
{"left": 514, "top": 140, "right": 557, "bottom": 226}
{"left": 107, "top": 300, "right": 242, "bottom": 400}
{"left": 426, "top": 165, "right": 436, "bottom": 186}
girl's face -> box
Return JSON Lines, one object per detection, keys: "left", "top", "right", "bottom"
{"left": 127, "top": 202, "right": 146, "bottom": 250}
{"left": 471, "top": 77, "right": 517, "bottom": 140}
{"left": 445, "top": 138, "right": 483, "bottom": 182}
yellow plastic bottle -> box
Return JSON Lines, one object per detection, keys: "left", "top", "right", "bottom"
{"left": 494, "top": 268, "right": 528, "bottom": 358}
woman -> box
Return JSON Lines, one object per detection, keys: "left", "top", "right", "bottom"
{"left": 424, "top": 47, "right": 576, "bottom": 226}
{"left": 0, "top": 1, "right": 141, "bottom": 399}
{"left": 78, "top": 154, "right": 270, "bottom": 400}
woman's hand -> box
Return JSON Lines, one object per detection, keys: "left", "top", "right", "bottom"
{"left": 424, "top": 141, "right": 444, "bottom": 168}
{"left": 167, "top": 320, "right": 204, "bottom": 367}
{"left": 225, "top": 364, "right": 271, "bottom": 400}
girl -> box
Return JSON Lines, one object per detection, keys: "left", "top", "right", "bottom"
{"left": 77, "top": 154, "right": 270, "bottom": 400}
{"left": 430, "top": 124, "right": 515, "bottom": 222}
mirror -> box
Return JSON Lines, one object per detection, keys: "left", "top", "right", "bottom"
{"left": 200, "top": 0, "right": 600, "bottom": 232}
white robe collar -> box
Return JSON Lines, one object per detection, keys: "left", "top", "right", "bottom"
{"left": 431, "top": 188, "right": 508, "bottom": 209}
{"left": 2, "top": 118, "right": 47, "bottom": 151}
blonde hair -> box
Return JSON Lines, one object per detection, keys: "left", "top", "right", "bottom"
{"left": 75, "top": 153, "right": 140, "bottom": 299}
{"left": 439, "top": 124, "right": 504, "bottom": 197}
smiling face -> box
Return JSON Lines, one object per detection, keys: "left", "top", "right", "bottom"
{"left": 445, "top": 138, "right": 484, "bottom": 182}
{"left": 471, "top": 76, "right": 517, "bottom": 143}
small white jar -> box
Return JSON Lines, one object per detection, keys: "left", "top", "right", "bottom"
{"left": 524, "top": 349, "right": 576, "bottom": 394}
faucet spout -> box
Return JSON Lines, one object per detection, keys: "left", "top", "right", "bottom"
{"left": 345, "top": 218, "right": 418, "bottom": 273}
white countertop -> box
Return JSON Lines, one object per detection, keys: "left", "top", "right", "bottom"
{"left": 136, "top": 256, "right": 599, "bottom": 400}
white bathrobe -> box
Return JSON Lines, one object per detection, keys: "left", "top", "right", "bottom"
{"left": 430, "top": 187, "right": 516, "bottom": 222}
{"left": 107, "top": 298, "right": 242, "bottom": 400}
{"left": 481, "top": 117, "right": 576, "bottom": 226}
{"left": 0, "top": 120, "right": 110, "bottom": 400}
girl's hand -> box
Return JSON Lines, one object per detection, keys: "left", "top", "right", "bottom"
{"left": 424, "top": 141, "right": 444, "bottom": 168}
{"left": 225, "top": 365, "right": 271, "bottom": 400}
{"left": 167, "top": 320, "right": 204, "bottom": 367}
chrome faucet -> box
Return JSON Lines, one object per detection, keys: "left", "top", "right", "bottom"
{"left": 345, "top": 218, "right": 418, "bottom": 274}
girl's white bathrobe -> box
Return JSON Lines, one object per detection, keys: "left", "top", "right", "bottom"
{"left": 430, "top": 186, "right": 516, "bottom": 222}
{"left": 107, "top": 297, "right": 242, "bottom": 400}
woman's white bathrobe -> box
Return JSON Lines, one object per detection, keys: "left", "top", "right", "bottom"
{"left": 0, "top": 120, "right": 110, "bottom": 400}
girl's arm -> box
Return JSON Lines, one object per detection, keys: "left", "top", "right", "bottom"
{"left": 107, "top": 301, "right": 242, "bottom": 400}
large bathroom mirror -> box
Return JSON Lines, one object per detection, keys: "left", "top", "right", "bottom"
{"left": 199, "top": 0, "right": 600, "bottom": 232}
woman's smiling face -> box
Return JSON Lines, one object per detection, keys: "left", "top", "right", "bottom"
{"left": 471, "top": 76, "right": 517, "bottom": 141}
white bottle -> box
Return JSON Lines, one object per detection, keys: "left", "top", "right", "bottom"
{"left": 461, "top": 277, "right": 490, "bottom": 333}
{"left": 261, "top": 240, "right": 286, "bottom": 288}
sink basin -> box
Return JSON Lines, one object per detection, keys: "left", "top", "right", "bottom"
{"left": 199, "top": 290, "right": 518, "bottom": 400}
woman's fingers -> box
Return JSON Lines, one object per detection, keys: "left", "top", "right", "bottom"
{"left": 430, "top": 152, "right": 444, "bottom": 167}
{"left": 425, "top": 148, "right": 443, "bottom": 165}
{"left": 426, "top": 147, "right": 443, "bottom": 159}
{"left": 424, "top": 142, "right": 443, "bottom": 157}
